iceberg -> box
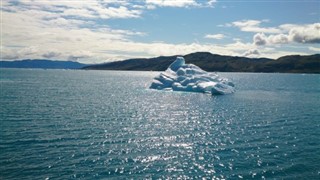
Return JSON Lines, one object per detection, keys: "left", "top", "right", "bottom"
{"left": 150, "top": 57, "right": 235, "bottom": 95}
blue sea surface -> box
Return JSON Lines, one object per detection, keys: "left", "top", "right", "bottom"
{"left": 0, "top": 68, "right": 319, "bottom": 179}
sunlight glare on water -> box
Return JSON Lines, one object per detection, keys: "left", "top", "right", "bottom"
{"left": 0, "top": 69, "right": 319, "bottom": 179}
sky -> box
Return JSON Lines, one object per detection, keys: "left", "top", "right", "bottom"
{"left": 1, "top": 0, "right": 319, "bottom": 63}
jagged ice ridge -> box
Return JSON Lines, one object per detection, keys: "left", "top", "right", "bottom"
{"left": 150, "top": 57, "right": 235, "bottom": 95}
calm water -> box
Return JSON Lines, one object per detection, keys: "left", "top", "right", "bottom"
{"left": 0, "top": 68, "right": 319, "bottom": 179}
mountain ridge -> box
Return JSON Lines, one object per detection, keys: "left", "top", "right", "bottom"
{"left": 1, "top": 52, "right": 319, "bottom": 73}
{"left": 0, "top": 59, "right": 86, "bottom": 69}
{"left": 83, "top": 52, "right": 320, "bottom": 73}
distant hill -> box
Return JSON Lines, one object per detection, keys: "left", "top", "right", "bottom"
{"left": 0, "top": 59, "right": 87, "bottom": 69}
{"left": 1, "top": 53, "right": 319, "bottom": 73}
{"left": 83, "top": 52, "right": 320, "bottom": 73}
{"left": 83, "top": 55, "right": 179, "bottom": 71}
{"left": 254, "top": 54, "right": 320, "bottom": 73}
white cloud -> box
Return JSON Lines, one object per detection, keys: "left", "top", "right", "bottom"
{"left": 1, "top": 46, "right": 39, "bottom": 60}
{"left": 308, "top": 46, "right": 320, "bottom": 52}
{"left": 101, "top": 0, "right": 130, "bottom": 6}
{"left": 146, "top": 4, "right": 157, "bottom": 9}
{"left": 18, "top": 46, "right": 39, "bottom": 56}
{"left": 5, "top": 0, "right": 143, "bottom": 20}
{"left": 1, "top": 1, "right": 315, "bottom": 63}
{"left": 1, "top": 49, "right": 20, "bottom": 60}
{"left": 233, "top": 20, "right": 261, "bottom": 27}
{"left": 145, "top": 0, "right": 199, "bottom": 8}
{"left": 253, "top": 33, "right": 267, "bottom": 46}
{"left": 132, "top": 5, "right": 146, "bottom": 9}
{"left": 204, "top": 34, "right": 226, "bottom": 40}
{"left": 207, "top": 0, "right": 217, "bottom": 7}
{"left": 242, "top": 49, "right": 260, "bottom": 57}
{"left": 68, "top": 50, "right": 93, "bottom": 61}
{"left": 253, "top": 23, "right": 320, "bottom": 46}
{"left": 62, "top": 8, "right": 96, "bottom": 18}
{"left": 145, "top": 0, "right": 217, "bottom": 8}
{"left": 1, "top": 0, "right": 221, "bottom": 63}
{"left": 231, "top": 20, "right": 320, "bottom": 46}
{"left": 288, "top": 23, "right": 320, "bottom": 43}
{"left": 267, "top": 34, "right": 289, "bottom": 44}
{"left": 232, "top": 19, "right": 282, "bottom": 34}
{"left": 89, "top": 6, "right": 142, "bottom": 19}
{"left": 42, "top": 51, "right": 62, "bottom": 59}
{"left": 217, "top": 23, "right": 232, "bottom": 28}
{"left": 233, "top": 38, "right": 242, "bottom": 42}
{"left": 1, "top": 8, "right": 148, "bottom": 62}
{"left": 223, "top": 41, "right": 255, "bottom": 52}
{"left": 127, "top": 41, "right": 252, "bottom": 58}
{"left": 45, "top": 17, "right": 92, "bottom": 28}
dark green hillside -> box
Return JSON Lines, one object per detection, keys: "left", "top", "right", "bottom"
{"left": 83, "top": 55, "right": 178, "bottom": 71}
{"left": 83, "top": 52, "right": 320, "bottom": 73}
{"left": 255, "top": 54, "right": 320, "bottom": 73}
{"left": 183, "top": 52, "right": 271, "bottom": 72}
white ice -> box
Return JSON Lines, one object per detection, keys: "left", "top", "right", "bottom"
{"left": 150, "top": 57, "right": 235, "bottom": 95}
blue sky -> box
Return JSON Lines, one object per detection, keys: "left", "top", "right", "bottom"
{"left": 1, "top": 0, "right": 319, "bottom": 63}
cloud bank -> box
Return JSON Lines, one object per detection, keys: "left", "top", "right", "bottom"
{"left": 231, "top": 19, "right": 281, "bottom": 34}
{"left": 253, "top": 23, "right": 320, "bottom": 46}
{"left": 227, "top": 19, "right": 319, "bottom": 46}
{"left": 204, "top": 34, "right": 226, "bottom": 40}
{"left": 1, "top": 1, "right": 318, "bottom": 63}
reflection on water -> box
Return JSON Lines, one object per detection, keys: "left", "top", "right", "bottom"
{"left": 0, "top": 69, "right": 319, "bottom": 179}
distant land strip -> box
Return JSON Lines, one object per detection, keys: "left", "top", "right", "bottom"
{"left": 1, "top": 52, "right": 319, "bottom": 73}
{"left": 83, "top": 52, "right": 320, "bottom": 73}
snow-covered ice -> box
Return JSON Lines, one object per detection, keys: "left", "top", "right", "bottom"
{"left": 150, "top": 57, "right": 235, "bottom": 95}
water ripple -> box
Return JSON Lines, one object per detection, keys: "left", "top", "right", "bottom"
{"left": 0, "top": 69, "right": 319, "bottom": 179}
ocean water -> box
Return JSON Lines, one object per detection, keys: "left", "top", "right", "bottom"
{"left": 0, "top": 68, "right": 319, "bottom": 179}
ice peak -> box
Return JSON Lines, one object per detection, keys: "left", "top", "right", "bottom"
{"left": 150, "top": 57, "right": 235, "bottom": 95}
{"left": 169, "top": 57, "right": 185, "bottom": 71}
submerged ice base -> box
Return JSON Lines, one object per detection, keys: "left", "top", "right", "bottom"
{"left": 150, "top": 57, "right": 235, "bottom": 95}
